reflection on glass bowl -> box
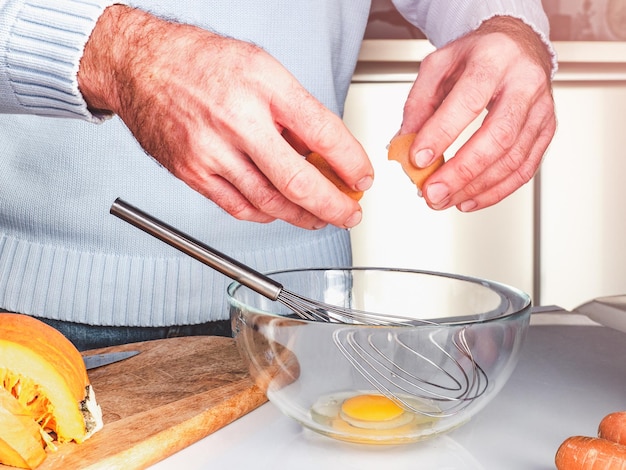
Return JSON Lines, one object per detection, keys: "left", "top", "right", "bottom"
{"left": 229, "top": 267, "right": 531, "bottom": 445}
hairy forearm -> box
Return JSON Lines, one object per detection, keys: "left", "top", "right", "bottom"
{"left": 78, "top": 4, "right": 133, "bottom": 114}
{"left": 78, "top": 5, "right": 201, "bottom": 116}
{"left": 476, "top": 16, "right": 553, "bottom": 81}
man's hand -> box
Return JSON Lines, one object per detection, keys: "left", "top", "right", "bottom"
{"left": 400, "top": 16, "right": 556, "bottom": 211}
{"left": 78, "top": 5, "right": 373, "bottom": 229}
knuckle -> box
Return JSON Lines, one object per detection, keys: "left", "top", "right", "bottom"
{"left": 524, "top": 61, "right": 551, "bottom": 86}
{"left": 539, "top": 101, "right": 558, "bottom": 132}
{"left": 460, "top": 83, "right": 489, "bottom": 116}
{"left": 283, "top": 168, "right": 352, "bottom": 224}
{"left": 487, "top": 118, "right": 519, "bottom": 153}
{"left": 281, "top": 165, "right": 311, "bottom": 201}
{"left": 515, "top": 167, "right": 534, "bottom": 186}
{"left": 455, "top": 156, "right": 481, "bottom": 184}
{"left": 311, "top": 119, "right": 344, "bottom": 154}
{"left": 250, "top": 182, "right": 292, "bottom": 215}
{"left": 228, "top": 202, "right": 257, "bottom": 221}
{"left": 495, "top": 152, "right": 530, "bottom": 189}
{"left": 207, "top": 184, "right": 260, "bottom": 222}
{"left": 500, "top": 150, "right": 523, "bottom": 174}
{"left": 514, "top": 158, "right": 537, "bottom": 185}
{"left": 317, "top": 198, "right": 349, "bottom": 224}
{"left": 458, "top": 61, "right": 496, "bottom": 113}
{"left": 480, "top": 188, "right": 509, "bottom": 209}
{"left": 285, "top": 211, "right": 317, "bottom": 228}
{"left": 419, "top": 51, "right": 443, "bottom": 72}
{"left": 222, "top": 167, "right": 285, "bottom": 219}
{"left": 432, "top": 116, "right": 458, "bottom": 143}
{"left": 463, "top": 175, "right": 487, "bottom": 199}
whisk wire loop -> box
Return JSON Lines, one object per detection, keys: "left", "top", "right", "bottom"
{"left": 332, "top": 326, "right": 488, "bottom": 418}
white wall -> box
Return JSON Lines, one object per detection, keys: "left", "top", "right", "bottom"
{"left": 539, "top": 79, "right": 626, "bottom": 310}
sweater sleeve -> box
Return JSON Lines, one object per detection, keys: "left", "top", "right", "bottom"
{"left": 0, "top": 0, "right": 125, "bottom": 122}
{"left": 391, "top": 0, "right": 558, "bottom": 78}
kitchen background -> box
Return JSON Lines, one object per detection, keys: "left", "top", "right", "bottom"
{"left": 363, "top": 0, "right": 626, "bottom": 41}
{"left": 344, "top": 0, "right": 626, "bottom": 311}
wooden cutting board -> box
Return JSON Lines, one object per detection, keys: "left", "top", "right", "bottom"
{"left": 1, "top": 336, "right": 267, "bottom": 470}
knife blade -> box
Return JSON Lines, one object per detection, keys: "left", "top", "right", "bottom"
{"left": 83, "top": 351, "right": 139, "bottom": 370}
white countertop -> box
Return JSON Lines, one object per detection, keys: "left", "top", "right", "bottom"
{"left": 150, "top": 309, "right": 626, "bottom": 469}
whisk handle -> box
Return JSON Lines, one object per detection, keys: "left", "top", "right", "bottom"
{"left": 110, "top": 198, "right": 283, "bottom": 301}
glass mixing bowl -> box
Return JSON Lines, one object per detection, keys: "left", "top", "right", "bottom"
{"left": 228, "top": 267, "right": 531, "bottom": 445}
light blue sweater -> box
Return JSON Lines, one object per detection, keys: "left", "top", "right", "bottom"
{"left": 0, "top": 0, "right": 552, "bottom": 326}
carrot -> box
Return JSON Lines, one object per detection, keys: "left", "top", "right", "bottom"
{"left": 599, "top": 412, "right": 626, "bottom": 446}
{"left": 555, "top": 436, "right": 626, "bottom": 470}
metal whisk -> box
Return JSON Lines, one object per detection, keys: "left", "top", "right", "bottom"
{"left": 333, "top": 326, "right": 488, "bottom": 417}
{"left": 109, "top": 198, "right": 488, "bottom": 415}
{"left": 110, "top": 198, "right": 421, "bottom": 326}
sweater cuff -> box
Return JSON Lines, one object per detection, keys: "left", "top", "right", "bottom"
{"left": 4, "top": 0, "right": 126, "bottom": 123}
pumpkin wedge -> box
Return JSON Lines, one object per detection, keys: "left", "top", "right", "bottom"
{"left": 0, "top": 388, "right": 47, "bottom": 469}
{"left": 0, "top": 313, "right": 103, "bottom": 468}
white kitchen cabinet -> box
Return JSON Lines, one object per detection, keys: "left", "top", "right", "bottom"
{"left": 343, "top": 44, "right": 535, "bottom": 301}
{"left": 539, "top": 43, "right": 626, "bottom": 310}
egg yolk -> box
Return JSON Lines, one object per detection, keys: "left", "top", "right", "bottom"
{"left": 340, "top": 394, "right": 404, "bottom": 422}
{"left": 310, "top": 391, "right": 440, "bottom": 442}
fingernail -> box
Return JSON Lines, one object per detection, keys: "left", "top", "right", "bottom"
{"left": 344, "top": 211, "right": 362, "bottom": 228}
{"left": 425, "top": 182, "right": 450, "bottom": 206}
{"left": 414, "top": 149, "right": 435, "bottom": 168}
{"left": 460, "top": 200, "right": 478, "bottom": 212}
{"left": 355, "top": 175, "right": 373, "bottom": 191}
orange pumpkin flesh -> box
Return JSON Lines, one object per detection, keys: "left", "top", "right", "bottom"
{"left": 387, "top": 133, "right": 445, "bottom": 190}
{"left": 0, "top": 388, "right": 46, "bottom": 469}
{"left": 0, "top": 313, "right": 103, "bottom": 468}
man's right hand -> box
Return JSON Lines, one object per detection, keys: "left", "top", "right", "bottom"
{"left": 78, "top": 5, "right": 374, "bottom": 229}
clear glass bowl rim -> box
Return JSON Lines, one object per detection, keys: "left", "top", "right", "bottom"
{"left": 227, "top": 266, "right": 532, "bottom": 326}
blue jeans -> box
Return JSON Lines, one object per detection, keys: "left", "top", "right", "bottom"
{"left": 25, "top": 315, "right": 232, "bottom": 351}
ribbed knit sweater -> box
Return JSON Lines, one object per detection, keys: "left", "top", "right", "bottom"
{"left": 0, "top": 0, "right": 553, "bottom": 326}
